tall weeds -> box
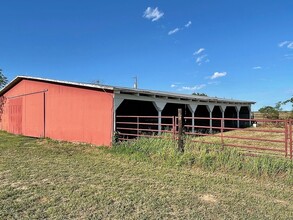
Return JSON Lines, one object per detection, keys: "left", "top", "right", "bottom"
{"left": 110, "top": 135, "right": 293, "bottom": 183}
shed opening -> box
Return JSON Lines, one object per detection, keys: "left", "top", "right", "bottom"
{"left": 115, "top": 99, "right": 158, "bottom": 139}
{"left": 212, "top": 106, "right": 222, "bottom": 129}
{"left": 224, "top": 106, "right": 237, "bottom": 128}
{"left": 239, "top": 106, "right": 250, "bottom": 128}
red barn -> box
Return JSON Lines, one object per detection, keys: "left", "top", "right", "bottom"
{"left": 0, "top": 76, "right": 114, "bottom": 146}
{"left": 0, "top": 76, "right": 254, "bottom": 146}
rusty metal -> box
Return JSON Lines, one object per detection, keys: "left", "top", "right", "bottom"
{"left": 115, "top": 115, "right": 292, "bottom": 159}
{"left": 116, "top": 115, "right": 175, "bottom": 141}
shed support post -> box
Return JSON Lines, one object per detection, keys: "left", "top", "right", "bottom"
{"left": 236, "top": 106, "right": 240, "bottom": 128}
{"left": 206, "top": 104, "right": 214, "bottom": 134}
{"left": 191, "top": 111, "right": 195, "bottom": 133}
{"left": 152, "top": 101, "right": 167, "bottom": 136}
{"left": 221, "top": 106, "right": 226, "bottom": 129}
{"left": 187, "top": 104, "right": 197, "bottom": 134}
{"left": 209, "top": 111, "right": 213, "bottom": 133}
{"left": 158, "top": 110, "right": 162, "bottom": 135}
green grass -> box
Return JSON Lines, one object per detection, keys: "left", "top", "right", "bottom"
{"left": 1, "top": 131, "right": 293, "bottom": 219}
{"left": 111, "top": 135, "right": 293, "bottom": 182}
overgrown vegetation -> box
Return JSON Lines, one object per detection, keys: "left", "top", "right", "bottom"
{"left": 110, "top": 135, "right": 293, "bottom": 182}
{"left": 258, "top": 103, "right": 281, "bottom": 119}
{"left": 1, "top": 131, "right": 293, "bottom": 219}
{"left": 258, "top": 97, "right": 293, "bottom": 119}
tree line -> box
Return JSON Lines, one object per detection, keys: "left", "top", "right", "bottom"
{"left": 0, "top": 69, "right": 8, "bottom": 89}
{"left": 258, "top": 101, "right": 293, "bottom": 119}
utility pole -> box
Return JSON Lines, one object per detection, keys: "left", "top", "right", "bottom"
{"left": 133, "top": 76, "right": 138, "bottom": 89}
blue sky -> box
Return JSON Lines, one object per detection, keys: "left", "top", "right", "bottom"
{"left": 1, "top": 0, "right": 293, "bottom": 110}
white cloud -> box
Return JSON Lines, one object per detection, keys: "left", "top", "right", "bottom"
{"left": 143, "top": 7, "right": 164, "bottom": 22}
{"left": 279, "top": 41, "right": 290, "bottom": 47}
{"left": 181, "top": 84, "right": 206, "bottom": 91}
{"left": 253, "top": 66, "right": 262, "bottom": 70}
{"left": 171, "top": 84, "right": 177, "bottom": 88}
{"left": 210, "top": 72, "right": 227, "bottom": 80}
{"left": 278, "top": 40, "right": 293, "bottom": 49}
{"left": 185, "top": 21, "right": 192, "bottom": 28}
{"left": 168, "top": 28, "right": 180, "bottom": 35}
{"left": 167, "top": 21, "right": 191, "bottom": 36}
{"left": 208, "top": 81, "right": 220, "bottom": 85}
{"left": 196, "top": 54, "right": 209, "bottom": 65}
{"left": 193, "top": 48, "right": 205, "bottom": 55}
{"left": 284, "top": 54, "right": 293, "bottom": 59}
{"left": 193, "top": 48, "right": 209, "bottom": 65}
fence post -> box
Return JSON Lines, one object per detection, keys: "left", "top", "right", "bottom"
{"left": 173, "top": 116, "right": 176, "bottom": 140}
{"left": 137, "top": 116, "right": 139, "bottom": 137}
{"left": 221, "top": 117, "right": 224, "bottom": 147}
{"left": 289, "top": 119, "right": 293, "bottom": 159}
{"left": 285, "top": 120, "right": 288, "bottom": 158}
{"left": 178, "top": 108, "right": 184, "bottom": 153}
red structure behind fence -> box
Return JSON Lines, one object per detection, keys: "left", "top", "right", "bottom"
{"left": 116, "top": 115, "right": 293, "bottom": 159}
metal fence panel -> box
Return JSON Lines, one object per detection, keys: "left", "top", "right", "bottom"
{"left": 115, "top": 115, "right": 293, "bottom": 159}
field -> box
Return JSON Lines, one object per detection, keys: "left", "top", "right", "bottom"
{"left": 1, "top": 131, "right": 293, "bottom": 219}
{"left": 187, "top": 126, "right": 289, "bottom": 157}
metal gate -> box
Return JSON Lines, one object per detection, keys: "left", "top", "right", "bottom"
{"left": 115, "top": 115, "right": 293, "bottom": 159}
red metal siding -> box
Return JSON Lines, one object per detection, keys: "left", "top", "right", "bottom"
{"left": 23, "top": 92, "right": 45, "bottom": 137}
{"left": 8, "top": 97, "right": 22, "bottom": 134}
{"left": 0, "top": 79, "right": 114, "bottom": 146}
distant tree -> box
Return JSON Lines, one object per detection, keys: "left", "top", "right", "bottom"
{"left": 192, "top": 92, "right": 207, "bottom": 96}
{"left": 0, "top": 69, "right": 8, "bottom": 89}
{"left": 275, "top": 101, "right": 283, "bottom": 111}
{"left": 0, "top": 69, "right": 8, "bottom": 122}
{"left": 258, "top": 105, "right": 280, "bottom": 119}
{"left": 282, "top": 97, "right": 293, "bottom": 118}
{"left": 283, "top": 97, "right": 293, "bottom": 106}
{"left": 0, "top": 96, "right": 6, "bottom": 122}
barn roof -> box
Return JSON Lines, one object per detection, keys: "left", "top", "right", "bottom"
{"left": 0, "top": 76, "right": 255, "bottom": 105}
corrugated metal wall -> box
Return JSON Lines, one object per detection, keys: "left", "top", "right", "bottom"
{"left": 0, "top": 79, "right": 114, "bottom": 146}
{"left": 8, "top": 97, "right": 22, "bottom": 135}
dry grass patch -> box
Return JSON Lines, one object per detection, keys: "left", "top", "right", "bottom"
{"left": 200, "top": 194, "right": 218, "bottom": 204}
{"left": 0, "top": 131, "right": 293, "bottom": 219}
{"left": 187, "top": 126, "right": 288, "bottom": 157}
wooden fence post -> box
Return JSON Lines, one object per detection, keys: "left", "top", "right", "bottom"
{"left": 178, "top": 108, "right": 184, "bottom": 153}
{"left": 289, "top": 119, "right": 293, "bottom": 159}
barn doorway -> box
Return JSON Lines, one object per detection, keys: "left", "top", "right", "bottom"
{"left": 7, "top": 90, "right": 47, "bottom": 137}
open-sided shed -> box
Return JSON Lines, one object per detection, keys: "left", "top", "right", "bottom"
{"left": 0, "top": 76, "right": 255, "bottom": 146}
